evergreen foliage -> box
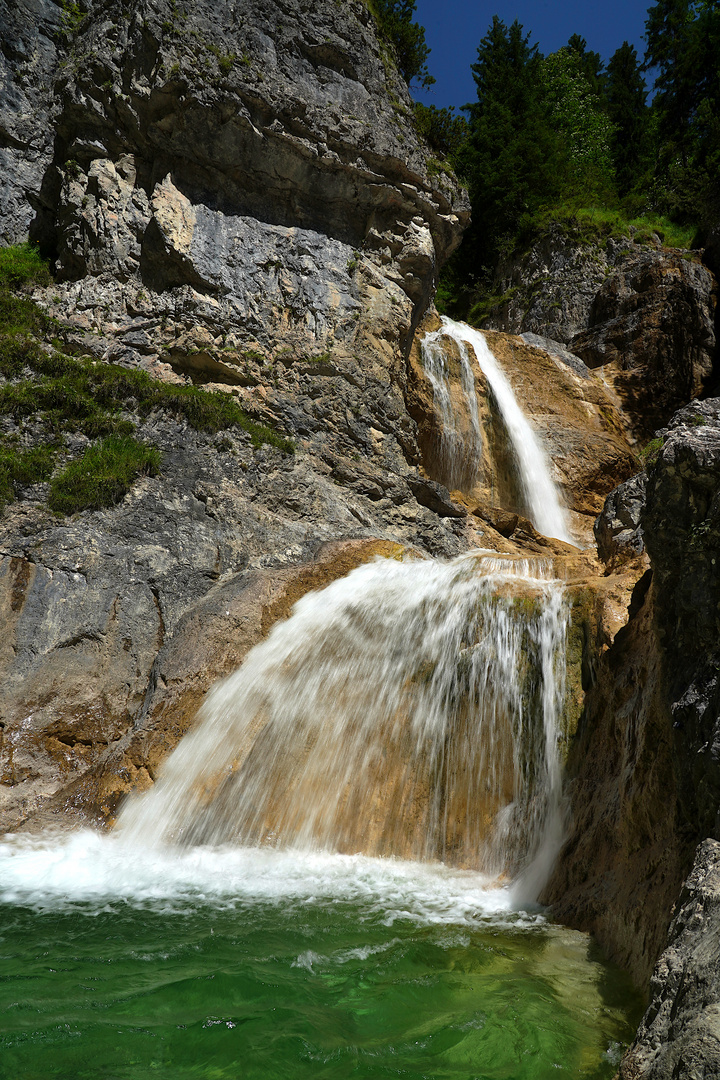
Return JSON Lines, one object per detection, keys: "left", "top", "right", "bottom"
{"left": 413, "top": 103, "right": 467, "bottom": 159}
{"left": 435, "top": 0, "right": 719, "bottom": 318}
{"left": 540, "top": 46, "right": 614, "bottom": 198}
{"left": 368, "top": 0, "right": 434, "bottom": 89}
{"left": 645, "top": 0, "right": 720, "bottom": 224}
{"left": 605, "top": 42, "right": 650, "bottom": 199}
{"left": 458, "top": 18, "right": 563, "bottom": 269}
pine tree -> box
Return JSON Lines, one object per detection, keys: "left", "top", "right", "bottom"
{"left": 566, "top": 34, "right": 604, "bottom": 94}
{"left": 605, "top": 42, "right": 649, "bottom": 199}
{"left": 645, "top": 0, "right": 720, "bottom": 222}
{"left": 371, "top": 0, "right": 435, "bottom": 89}
{"left": 461, "top": 17, "right": 562, "bottom": 267}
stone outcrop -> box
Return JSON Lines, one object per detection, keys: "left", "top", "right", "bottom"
{"left": 594, "top": 472, "right": 647, "bottom": 565}
{"left": 619, "top": 838, "right": 720, "bottom": 1080}
{"left": 484, "top": 227, "right": 717, "bottom": 442}
{"left": 3, "top": 0, "right": 468, "bottom": 367}
{"left": 573, "top": 250, "right": 717, "bottom": 440}
{"left": 545, "top": 399, "right": 720, "bottom": 996}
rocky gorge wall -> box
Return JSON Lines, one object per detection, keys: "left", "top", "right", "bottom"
{"left": 0, "top": 0, "right": 643, "bottom": 836}
{"left": 2, "top": 2, "right": 720, "bottom": 1077}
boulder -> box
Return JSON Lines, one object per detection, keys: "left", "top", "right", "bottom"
{"left": 572, "top": 250, "right": 717, "bottom": 439}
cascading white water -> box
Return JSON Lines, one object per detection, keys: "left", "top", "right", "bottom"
{"left": 421, "top": 323, "right": 484, "bottom": 490}
{"left": 119, "top": 553, "right": 569, "bottom": 898}
{"left": 428, "top": 317, "right": 574, "bottom": 545}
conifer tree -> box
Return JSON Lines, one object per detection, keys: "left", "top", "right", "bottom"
{"left": 461, "top": 17, "right": 562, "bottom": 267}
{"left": 371, "top": 0, "right": 435, "bottom": 88}
{"left": 605, "top": 42, "right": 649, "bottom": 199}
{"left": 645, "top": 0, "right": 720, "bottom": 221}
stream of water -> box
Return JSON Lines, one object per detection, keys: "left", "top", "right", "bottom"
{"left": 422, "top": 318, "right": 574, "bottom": 545}
{"left": 0, "top": 324, "right": 641, "bottom": 1078}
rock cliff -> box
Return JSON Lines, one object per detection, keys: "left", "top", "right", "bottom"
{"left": 3, "top": 2, "right": 720, "bottom": 1074}
{"left": 544, "top": 399, "right": 720, "bottom": 1075}
{"left": 485, "top": 226, "right": 717, "bottom": 441}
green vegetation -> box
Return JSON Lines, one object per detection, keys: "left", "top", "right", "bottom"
{"left": 365, "top": 0, "right": 434, "bottom": 89}
{"left": 59, "top": 0, "right": 85, "bottom": 39}
{"left": 47, "top": 436, "right": 161, "bottom": 515}
{"left": 208, "top": 43, "right": 236, "bottom": 75}
{"left": 433, "top": 1, "right": 719, "bottom": 321}
{"left": 0, "top": 243, "right": 51, "bottom": 290}
{"left": 0, "top": 444, "right": 56, "bottom": 510}
{"left": 638, "top": 437, "right": 664, "bottom": 466}
{"left": 414, "top": 103, "right": 467, "bottom": 159}
{"left": 0, "top": 245, "right": 293, "bottom": 514}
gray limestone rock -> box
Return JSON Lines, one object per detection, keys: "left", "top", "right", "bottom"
{"left": 594, "top": 472, "right": 648, "bottom": 563}
{"left": 620, "top": 838, "right": 720, "bottom": 1080}
{"left": 0, "top": 0, "right": 62, "bottom": 244}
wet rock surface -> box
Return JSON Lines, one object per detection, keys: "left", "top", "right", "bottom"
{"left": 407, "top": 312, "right": 638, "bottom": 543}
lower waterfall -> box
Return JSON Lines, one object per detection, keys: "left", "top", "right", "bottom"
{"left": 118, "top": 553, "right": 568, "bottom": 897}
{"left": 0, "top": 559, "right": 644, "bottom": 1078}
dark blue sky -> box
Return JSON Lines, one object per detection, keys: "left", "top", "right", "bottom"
{"left": 412, "top": 0, "right": 653, "bottom": 109}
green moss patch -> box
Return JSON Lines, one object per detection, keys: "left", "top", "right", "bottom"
{"left": 48, "top": 436, "right": 162, "bottom": 515}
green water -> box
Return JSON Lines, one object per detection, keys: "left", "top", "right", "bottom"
{"left": 0, "top": 839, "right": 641, "bottom": 1080}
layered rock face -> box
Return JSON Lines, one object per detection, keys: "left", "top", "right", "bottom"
{"left": 0, "top": 0, "right": 476, "bottom": 832}
{"left": 16, "top": 0, "right": 467, "bottom": 356}
{"left": 485, "top": 227, "right": 717, "bottom": 441}
{"left": 545, "top": 400, "right": 720, "bottom": 1029}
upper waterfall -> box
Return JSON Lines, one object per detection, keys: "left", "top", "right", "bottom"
{"left": 422, "top": 317, "right": 575, "bottom": 545}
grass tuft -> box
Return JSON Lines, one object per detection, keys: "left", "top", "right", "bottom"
{"left": 0, "top": 444, "right": 57, "bottom": 509}
{"left": 48, "top": 436, "right": 161, "bottom": 514}
{"left": 0, "top": 243, "right": 52, "bottom": 290}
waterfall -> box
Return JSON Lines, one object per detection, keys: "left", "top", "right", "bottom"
{"left": 421, "top": 325, "right": 484, "bottom": 490}
{"left": 119, "top": 553, "right": 569, "bottom": 897}
{"left": 424, "top": 317, "right": 574, "bottom": 545}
